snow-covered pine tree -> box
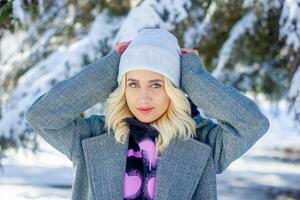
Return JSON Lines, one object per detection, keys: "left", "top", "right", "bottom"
{"left": 0, "top": 0, "right": 299, "bottom": 161}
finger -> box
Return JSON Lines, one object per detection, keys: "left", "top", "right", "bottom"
{"left": 115, "top": 41, "right": 131, "bottom": 53}
{"left": 180, "top": 48, "right": 190, "bottom": 54}
{"left": 181, "top": 48, "right": 194, "bottom": 54}
{"left": 193, "top": 50, "right": 199, "bottom": 56}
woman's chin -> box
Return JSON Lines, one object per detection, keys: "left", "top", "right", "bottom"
{"left": 134, "top": 115, "right": 157, "bottom": 123}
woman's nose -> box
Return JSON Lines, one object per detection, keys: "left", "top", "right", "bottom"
{"left": 139, "top": 88, "right": 152, "bottom": 101}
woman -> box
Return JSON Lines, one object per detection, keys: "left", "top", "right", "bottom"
{"left": 25, "top": 28, "right": 270, "bottom": 200}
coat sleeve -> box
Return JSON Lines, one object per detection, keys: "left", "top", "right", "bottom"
{"left": 25, "top": 49, "right": 121, "bottom": 161}
{"left": 181, "top": 53, "right": 270, "bottom": 174}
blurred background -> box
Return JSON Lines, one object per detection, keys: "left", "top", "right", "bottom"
{"left": 0, "top": 0, "right": 300, "bottom": 199}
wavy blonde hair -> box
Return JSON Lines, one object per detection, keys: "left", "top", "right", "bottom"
{"left": 104, "top": 73, "right": 196, "bottom": 157}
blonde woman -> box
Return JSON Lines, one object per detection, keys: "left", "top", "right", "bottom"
{"left": 25, "top": 28, "right": 270, "bottom": 200}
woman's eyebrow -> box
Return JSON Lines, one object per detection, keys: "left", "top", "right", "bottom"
{"left": 127, "top": 78, "right": 164, "bottom": 83}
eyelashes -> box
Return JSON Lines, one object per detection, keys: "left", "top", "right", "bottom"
{"left": 128, "top": 83, "right": 162, "bottom": 89}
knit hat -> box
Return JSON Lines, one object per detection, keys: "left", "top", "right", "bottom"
{"left": 118, "top": 28, "right": 182, "bottom": 88}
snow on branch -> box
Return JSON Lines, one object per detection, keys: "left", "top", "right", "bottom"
{"left": 12, "top": 0, "right": 30, "bottom": 25}
{"left": 114, "top": 0, "right": 192, "bottom": 42}
{"left": 287, "top": 65, "right": 300, "bottom": 124}
{"left": 213, "top": 12, "right": 257, "bottom": 78}
{"left": 0, "top": 10, "right": 123, "bottom": 145}
{"left": 183, "top": 1, "right": 216, "bottom": 48}
{"left": 279, "top": 0, "right": 300, "bottom": 51}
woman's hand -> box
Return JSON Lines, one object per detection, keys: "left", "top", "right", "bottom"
{"left": 114, "top": 41, "right": 131, "bottom": 54}
{"left": 180, "top": 48, "right": 206, "bottom": 74}
{"left": 180, "top": 47, "right": 207, "bottom": 93}
{"left": 180, "top": 48, "right": 199, "bottom": 56}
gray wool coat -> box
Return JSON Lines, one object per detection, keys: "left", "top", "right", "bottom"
{"left": 25, "top": 49, "right": 270, "bottom": 200}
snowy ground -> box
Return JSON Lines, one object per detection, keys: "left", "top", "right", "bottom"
{"left": 1, "top": 99, "right": 300, "bottom": 200}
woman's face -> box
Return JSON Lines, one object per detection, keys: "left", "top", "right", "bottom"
{"left": 125, "top": 70, "right": 170, "bottom": 123}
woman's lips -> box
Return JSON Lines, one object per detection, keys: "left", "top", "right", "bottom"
{"left": 137, "top": 108, "right": 154, "bottom": 114}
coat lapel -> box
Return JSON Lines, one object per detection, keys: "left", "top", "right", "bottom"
{"left": 82, "top": 133, "right": 129, "bottom": 200}
{"left": 82, "top": 132, "right": 212, "bottom": 200}
{"left": 153, "top": 137, "right": 212, "bottom": 200}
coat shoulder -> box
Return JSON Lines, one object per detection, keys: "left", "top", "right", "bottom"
{"left": 84, "top": 114, "right": 106, "bottom": 137}
{"left": 190, "top": 137, "right": 212, "bottom": 154}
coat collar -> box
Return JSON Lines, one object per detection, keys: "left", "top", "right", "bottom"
{"left": 122, "top": 116, "right": 159, "bottom": 143}
{"left": 81, "top": 129, "right": 211, "bottom": 200}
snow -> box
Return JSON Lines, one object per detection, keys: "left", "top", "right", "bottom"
{"left": 1, "top": 185, "right": 70, "bottom": 200}
{"left": 1, "top": 99, "right": 300, "bottom": 199}
{"left": 0, "top": 137, "right": 72, "bottom": 199}
{"left": 246, "top": 93, "right": 300, "bottom": 150}
{"left": 1, "top": 0, "right": 196, "bottom": 144}
{"left": 38, "top": 0, "right": 45, "bottom": 15}
{"left": 0, "top": 30, "right": 27, "bottom": 67}
{"left": 213, "top": 12, "right": 257, "bottom": 78}
{"left": 0, "top": 0, "right": 67, "bottom": 102}
{"left": 0, "top": 10, "right": 123, "bottom": 142}
{"left": 279, "top": 0, "right": 300, "bottom": 51}
{"left": 1, "top": 1, "right": 300, "bottom": 198}
{"left": 287, "top": 65, "right": 300, "bottom": 99}
{"left": 114, "top": 0, "right": 192, "bottom": 43}
{"left": 12, "top": 0, "right": 28, "bottom": 25}
{"left": 183, "top": 1, "right": 216, "bottom": 48}
{"left": 242, "top": 0, "right": 281, "bottom": 11}
{"left": 287, "top": 65, "right": 300, "bottom": 128}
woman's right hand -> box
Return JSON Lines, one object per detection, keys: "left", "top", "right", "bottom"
{"left": 180, "top": 48, "right": 206, "bottom": 75}
{"left": 114, "top": 41, "right": 131, "bottom": 54}
{"left": 180, "top": 48, "right": 199, "bottom": 56}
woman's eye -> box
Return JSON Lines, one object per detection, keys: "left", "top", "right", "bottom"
{"left": 128, "top": 83, "right": 137, "bottom": 88}
{"left": 152, "top": 83, "right": 161, "bottom": 88}
{"left": 128, "top": 83, "right": 161, "bottom": 88}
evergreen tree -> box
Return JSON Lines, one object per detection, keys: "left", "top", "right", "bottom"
{"left": 0, "top": 0, "right": 299, "bottom": 162}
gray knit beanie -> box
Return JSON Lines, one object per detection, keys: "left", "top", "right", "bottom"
{"left": 118, "top": 28, "right": 181, "bottom": 88}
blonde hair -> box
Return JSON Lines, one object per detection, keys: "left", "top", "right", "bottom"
{"left": 104, "top": 73, "right": 197, "bottom": 157}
